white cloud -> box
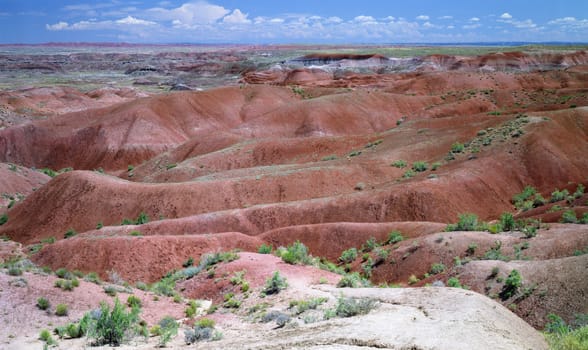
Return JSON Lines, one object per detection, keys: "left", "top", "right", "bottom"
{"left": 416, "top": 15, "right": 429, "bottom": 21}
{"left": 354, "top": 15, "right": 376, "bottom": 23}
{"left": 548, "top": 16, "right": 588, "bottom": 29}
{"left": 146, "top": 1, "right": 229, "bottom": 26}
{"left": 422, "top": 22, "right": 435, "bottom": 28}
{"left": 116, "top": 16, "right": 156, "bottom": 26}
{"left": 438, "top": 15, "right": 453, "bottom": 20}
{"left": 500, "top": 13, "right": 512, "bottom": 19}
{"left": 447, "top": 25, "right": 455, "bottom": 29}
{"left": 383, "top": 16, "right": 395, "bottom": 21}
{"left": 470, "top": 17, "right": 480, "bottom": 22}
{"left": 326, "top": 16, "right": 343, "bottom": 23}
{"left": 46, "top": 21, "right": 69, "bottom": 31}
{"left": 223, "top": 9, "right": 250, "bottom": 24}
{"left": 269, "top": 18, "right": 284, "bottom": 23}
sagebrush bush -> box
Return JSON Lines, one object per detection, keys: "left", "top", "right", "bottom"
{"left": 412, "top": 161, "right": 428, "bottom": 172}
{"left": 500, "top": 269, "right": 522, "bottom": 300}
{"left": 337, "top": 272, "right": 370, "bottom": 288}
{"left": 430, "top": 263, "right": 446, "bottom": 275}
{"left": 386, "top": 230, "right": 404, "bottom": 244}
{"left": 261, "top": 271, "right": 288, "bottom": 295}
{"left": 126, "top": 295, "right": 142, "bottom": 308}
{"left": 86, "top": 298, "right": 139, "bottom": 346}
{"left": 334, "top": 297, "right": 377, "bottom": 317}
{"left": 257, "top": 244, "right": 272, "bottom": 254}
{"left": 158, "top": 316, "right": 178, "bottom": 347}
{"left": 55, "top": 303, "right": 68, "bottom": 316}
{"left": 278, "top": 241, "right": 312, "bottom": 265}
{"left": 36, "top": 297, "right": 50, "bottom": 310}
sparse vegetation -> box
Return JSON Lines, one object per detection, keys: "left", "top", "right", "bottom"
{"left": 64, "top": 228, "right": 77, "bottom": 239}
{"left": 500, "top": 269, "right": 522, "bottom": 300}
{"left": 333, "top": 296, "right": 377, "bottom": 318}
{"left": 451, "top": 142, "right": 465, "bottom": 153}
{"left": 445, "top": 213, "right": 486, "bottom": 231}
{"left": 337, "top": 272, "right": 370, "bottom": 288}
{"left": 391, "top": 160, "right": 407, "bottom": 168}
{"left": 185, "top": 318, "right": 221, "bottom": 344}
{"left": 157, "top": 316, "right": 179, "bottom": 347}
{"left": 277, "top": 240, "right": 313, "bottom": 265}
{"left": 55, "top": 303, "right": 68, "bottom": 316}
{"left": 36, "top": 297, "right": 50, "bottom": 310}
{"left": 339, "top": 247, "right": 358, "bottom": 264}
{"left": 86, "top": 298, "right": 140, "bottom": 346}
{"left": 0, "top": 214, "right": 8, "bottom": 226}
{"left": 261, "top": 271, "right": 288, "bottom": 295}
{"left": 386, "top": 230, "right": 404, "bottom": 244}
{"left": 430, "top": 263, "right": 446, "bottom": 275}
{"left": 412, "top": 161, "right": 428, "bottom": 172}
{"left": 257, "top": 243, "right": 273, "bottom": 254}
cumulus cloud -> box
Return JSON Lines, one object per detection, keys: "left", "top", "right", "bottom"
{"left": 223, "top": 9, "right": 250, "bottom": 24}
{"left": 354, "top": 15, "right": 376, "bottom": 23}
{"left": 145, "top": 1, "right": 229, "bottom": 26}
{"left": 116, "top": 16, "right": 156, "bottom": 26}
{"left": 46, "top": 21, "right": 69, "bottom": 31}
{"left": 416, "top": 15, "right": 429, "bottom": 21}
{"left": 500, "top": 13, "right": 512, "bottom": 19}
{"left": 548, "top": 16, "right": 588, "bottom": 28}
{"left": 463, "top": 23, "right": 481, "bottom": 29}
{"left": 470, "top": 17, "right": 480, "bottom": 22}
{"left": 438, "top": 15, "right": 453, "bottom": 20}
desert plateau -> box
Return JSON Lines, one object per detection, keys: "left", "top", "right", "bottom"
{"left": 1, "top": 3, "right": 588, "bottom": 348}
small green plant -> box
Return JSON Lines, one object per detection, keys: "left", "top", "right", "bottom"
{"left": 408, "top": 274, "right": 420, "bottom": 285}
{"left": 8, "top": 266, "right": 22, "bottom": 276}
{"left": 185, "top": 300, "right": 200, "bottom": 318}
{"left": 0, "top": 214, "right": 8, "bottom": 226}
{"left": 84, "top": 272, "right": 101, "bottom": 284}
{"left": 96, "top": 222, "right": 103, "bottom": 230}
{"left": 402, "top": 169, "right": 415, "bottom": 178}
{"left": 386, "top": 230, "right": 404, "bottom": 244}
{"left": 550, "top": 189, "right": 570, "bottom": 203}
{"left": 185, "top": 318, "right": 218, "bottom": 344}
{"left": 561, "top": 210, "right": 578, "bottom": 224}
{"left": 55, "top": 303, "right": 68, "bottom": 316}
{"left": 431, "top": 162, "right": 441, "bottom": 171}
{"left": 37, "top": 297, "right": 50, "bottom": 310}
{"left": 483, "top": 240, "right": 509, "bottom": 261}
{"left": 466, "top": 243, "right": 478, "bottom": 255}
{"left": 574, "top": 184, "right": 585, "bottom": 199}
{"left": 127, "top": 295, "right": 142, "bottom": 308}
{"left": 166, "top": 163, "right": 177, "bottom": 170}
{"left": 348, "top": 150, "right": 362, "bottom": 157}
{"left": 39, "top": 329, "right": 56, "bottom": 345}
{"left": 446, "top": 213, "right": 484, "bottom": 231}
{"left": 129, "top": 230, "right": 142, "bottom": 237}
{"left": 447, "top": 277, "right": 463, "bottom": 288}
{"left": 361, "top": 237, "right": 379, "bottom": 252}
{"left": 412, "top": 161, "right": 428, "bottom": 172}
{"left": 334, "top": 296, "right": 377, "bottom": 317}
{"left": 391, "top": 160, "right": 407, "bottom": 168}
{"left": 500, "top": 269, "right": 522, "bottom": 300}
{"left": 337, "top": 272, "right": 370, "bottom": 288}
{"left": 278, "top": 241, "right": 312, "bottom": 265}
{"left": 257, "top": 244, "right": 273, "bottom": 254}
{"left": 182, "top": 257, "right": 194, "bottom": 268}
{"left": 86, "top": 298, "right": 139, "bottom": 346}
{"left": 157, "top": 316, "right": 178, "bottom": 347}
{"left": 64, "top": 229, "right": 77, "bottom": 239}
{"left": 500, "top": 212, "right": 515, "bottom": 231}
{"left": 430, "top": 263, "right": 446, "bottom": 275}
{"left": 261, "top": 271, "right": 288, "bottom": 295}
{"left": 451, "top": 142, "right": 465, "bottom": 153}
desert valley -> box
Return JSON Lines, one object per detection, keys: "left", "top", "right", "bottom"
{"left": 0, "top": 43, "right": 587, "bottom": 349}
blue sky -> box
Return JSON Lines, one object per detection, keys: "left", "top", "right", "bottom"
{"left": 1, "top": 1, "right": 587, "bottom": 43}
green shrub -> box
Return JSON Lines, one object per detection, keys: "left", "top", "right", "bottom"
{"left": 279, "top": 241, "right": 312, "bottom": 265}
{"left": 289, "top": 297, "right": 328, "bottom": 315}
{"left": 447, "top": 277, "right": 463, "bottom": 288}
{"left": 185, "top": 300, "right": 200, "bottom": 318}
{"left": 37, "top": 297, "right": 50, "bottom": 310}
{"left": 85, "top": 272, "right": 101, "bottom": 284}
{"left": 391, "top": 160, "right": 407, "bottom": 168}
{"left": 185, "top": 318, "right": 217, "bottom": 344}
{"left": 334, "top": 296, "right": 377, "bottom": 317}
{"left": 430, "top": 263, "right": 446, "bottom": 275}
{"left": 408, "top": 274, "right": 420, "bottom": 285}
{"left": 412, "top": 161, "right": 428, "bottom": 172}
{"left": 129, "top": 231, "right": 142, "bottom": 237}
{"left": 86, "top": 298, "right": 139, "bottom": 346}
{"left": 483, "top": 241, "right": 509, "bottom": 261}
{"left": 64, "top": 229, "right": 77, "bottom": 239}
{"left": 339, "top": 248, "right": 358, "bottom": 264}
{"left": 66, "top": 322, "right": 83, "bottom": 338}
{"left": 257, "top": 244, "right": 273, "bottom": 254}
{"left": 466, "top": 243, "right": 478, "bottom": 255}
{"left": 55, "top": 268, "right": 71, "bottom": 279}
{"left": 39, "top": 329, "right": 56, "bottom": 345}
{"left": 55, "top": 303, "right": 68, "bottom": 316}
{"left": 446, "top": 213, "right": 483, "bottom": 231}
{"left": 402, "top": 169, "right": 415, "bottom": 178}
{"left": 182, "top": 257, "right": 194, "bottom": 268}
{"left": 551, "top": 189, "right": 570, "bottom": 203}
{"left": 386, "top": 230, "right": 404, "bottom": 244}
{"left": 135, "top": 212, "right": 149, "bottom": 225}
{"left": 500, "top": 269, "right": 522, "bottom": 300}
{"left": 574, "top": 184, "right": 585, "bottom": 199}
{"left": 513, "top": 186, "right": 537, "bottom": 207}
{"left": 127, "top": 295, "right": 142, "bottom": 309}
{"left": 361, "top": 237, "right": 379, "bottom": 252}
{"left": 261, "top": 271, "right": 288, "bottom": 295}
{"left": 337, "top": 272, "right": 370, "bottom": 288}
{"left": 96, "top": 222, "right": 103, "bottom": 230}
{"left": 158, "top": 316, "right": 178, "bottom": 347}
{"left": 500, "top": 212, "right": 515, "bottom": 231}
{"left": 561, "top": 210, "right": 578, "bottom": 224}
{"left": 580, "top": 213, "right": 588, "bottom": 225}
{"left": 451, "top": 142, "right": 464, "bottom": 153}
{"left": 8, "top": 266, "right": 22, "bottom": 276}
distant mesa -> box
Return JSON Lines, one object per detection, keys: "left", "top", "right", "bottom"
{"left": 290, "top": 53, "right": 390, "bottom": 66}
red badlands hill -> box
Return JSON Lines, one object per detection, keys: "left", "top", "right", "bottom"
{"left": 0, "top": 49, "right": 587, "bottom": 347}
